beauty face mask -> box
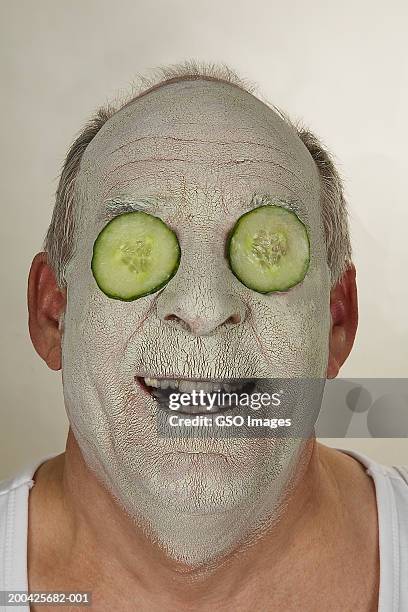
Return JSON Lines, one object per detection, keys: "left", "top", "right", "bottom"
{"left": 61, "top": 79, "right": 331, "bottom": 565}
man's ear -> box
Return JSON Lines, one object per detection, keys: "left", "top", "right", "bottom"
{"left": 28, "top": 252, "right": 66, "bottom": 371}
{"left": 326, "top": 264, "right": 358, "bottom": 379}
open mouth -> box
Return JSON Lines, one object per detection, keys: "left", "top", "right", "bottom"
{"left": 136, "top": 376, "right": 256, "bottom": 414}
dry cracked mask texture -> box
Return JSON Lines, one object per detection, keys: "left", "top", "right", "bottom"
{"left": 61, "top": 79, "right": 331, "bottom": 566}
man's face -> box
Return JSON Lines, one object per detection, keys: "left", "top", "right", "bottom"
{"left": 61, "top": 80, "right": 331, "bottom": 564}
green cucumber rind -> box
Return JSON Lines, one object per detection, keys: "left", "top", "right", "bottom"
{"left": 91, "top": 211, "right": 181, "bottom": 301}
{"left": 226, "top": 204, "right": 310, "bottom": 293}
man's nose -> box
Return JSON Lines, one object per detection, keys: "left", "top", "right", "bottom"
{"left": 155, "top": 288, "right": 247, "bottom": 336}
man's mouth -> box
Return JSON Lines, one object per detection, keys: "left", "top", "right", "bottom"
{"left": 136, "top": 376, "right": 256, "bottom": 414}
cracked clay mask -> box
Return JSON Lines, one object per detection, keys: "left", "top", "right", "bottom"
{"left": 61, "top": 80, "right": 331, "bottom": 566}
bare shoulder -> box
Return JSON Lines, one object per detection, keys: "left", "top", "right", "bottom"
{"left": 318, "top": 443, "right": 379, "bottom": 536}
{"left": 29, "top": 453, "right": 65, "bottom": 515}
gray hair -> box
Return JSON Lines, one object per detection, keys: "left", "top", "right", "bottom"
{"left": 44, "top": 60, "right": 352, "bottom": 288}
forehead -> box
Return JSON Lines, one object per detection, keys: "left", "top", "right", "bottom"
{"left": 77, "top": 79, "right": 321, "bottom": 220}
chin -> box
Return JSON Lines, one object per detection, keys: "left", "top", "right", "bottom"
{"left": 134, "top": 452, "right": 264, "bottom": 513}
{"left": 71, "top": 413, "right": 302, "bottom": 567}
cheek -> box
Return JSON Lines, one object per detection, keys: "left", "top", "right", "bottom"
{"left": 72, "top": 288, "right": 150, "bottom": 346}
{"left": 250, "top": 287, "right": 331, "bottom": 373}
{"left": 62, "top": 286, "right": 154, "bottom": 392}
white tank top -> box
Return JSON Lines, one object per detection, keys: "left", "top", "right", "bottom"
{"left": 0, "top": 449, "right": 407, "bottom": 611}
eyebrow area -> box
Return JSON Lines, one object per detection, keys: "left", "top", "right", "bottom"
{"left": 100, "top": 193, "right": 303, "bottom": 224}
{"left": 101, "top": 196, "right": 161, "bottom": 221}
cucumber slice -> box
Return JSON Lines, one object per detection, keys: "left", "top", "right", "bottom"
{"left": 91, "top": 211, "right": 180, "bottom": 301}
{"left": 227, "top": 205, "right": 310, "bottom": 293}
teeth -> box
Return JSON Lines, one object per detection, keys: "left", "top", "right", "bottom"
{"left": 142, "top": 377, "right": 246, "bottom": 393}
{"left": 178, "top": 380, "right": 217, "bottom": 393}
{"left": 139, "top": 376, "right": 255, "bottom": 415}
{"left": 144, "top": 377, "right": 160, "bottom": 388}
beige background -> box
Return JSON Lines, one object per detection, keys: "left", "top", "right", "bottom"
{"left": 0, "top": 0, "right": 407, "bottom": 480}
